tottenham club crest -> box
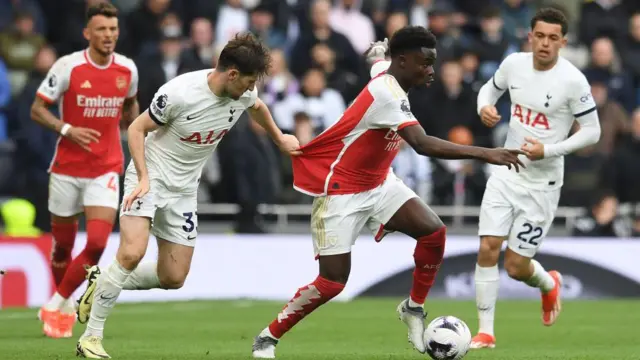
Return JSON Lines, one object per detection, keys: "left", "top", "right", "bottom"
{"left": 400, "top": 99, "right": 411, "bottom": 115}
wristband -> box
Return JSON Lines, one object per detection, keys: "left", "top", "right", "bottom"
{"left": 60, "top": 123, "right": 71, "bottom": 136}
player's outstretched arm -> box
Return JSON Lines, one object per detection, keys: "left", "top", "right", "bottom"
{"left": 122, "top": 111, "right": 160, "bottom": 211}
{"left": 247, "top": 98, "right": 301, "bottom": 155}
{"left": 398, "top": 124, "right": 527, "bottom": 172}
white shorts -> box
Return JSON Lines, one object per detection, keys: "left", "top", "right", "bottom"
{"left": 478, "top": 175, "right": 560, "bottom": 258}
{"left": 48, "top": 172, "right": 120, "bottom": 217}
{"left": 311, "top": 172, "right": 418, "bottom": 257}
{"left": 120, "top": 172, "right": 198, "bottom": 247}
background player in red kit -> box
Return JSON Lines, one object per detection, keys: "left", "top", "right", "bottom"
{"left": 30, "top": 2, "right": 139, "bottom": 339}
{"left": 252, "top": 26, "right": 526, "bottom": 359}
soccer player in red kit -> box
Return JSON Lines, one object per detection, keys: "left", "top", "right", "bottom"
{"left": 252, "top": 26, "right": 526, "bottom": 358}
{"left": 30, "top": 3, "right": 139, "bottom": 339}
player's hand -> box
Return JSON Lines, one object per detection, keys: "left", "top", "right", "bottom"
{"left": 122, "top": 176, "right": 150, "bottom": 212}
{"left": 364, "top": 38, "right": 388, "bottom": 65}
{"left": 277, "top": 134, "right": 302, "bottom": 156}
{"left": 66, "top": 126, "right": 101, "bottom": 152}
{"left": 479, "top": 105, "right": 501, "bottom": 128}
{"left": 482, "top": 148, "right": 527, "bottom": 172}
{"left": 521, "top": 137, "right": 545, "bottom": 160}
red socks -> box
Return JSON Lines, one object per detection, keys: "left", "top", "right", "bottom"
{"left": 268, "top": 276, "right": 345, "bottom": 339}
{"left": 57, "top": 219, "right": 112, "bottom": 298}
{"left": 50, "top": 221, "right": 78, "bottom": 286}
{"left": 410, "top": 226, "right": 446, "bottom": 304}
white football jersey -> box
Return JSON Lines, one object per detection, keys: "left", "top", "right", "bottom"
{"left": 488, "top": 52, "right": 596, "bottom": 190}
{"left": 126, "top": 69, "right": 258, "bottom": 193}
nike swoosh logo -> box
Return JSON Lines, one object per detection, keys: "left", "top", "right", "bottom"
{"left": 99, "top": 294, "right": 116, "bottom": 300}
{"left": 510, "top": 86, "right": 520, "bottom": 89}
{"left": 83, "top": 288, "right": 94, "bottom": 305}
{"left": 187, "top": 114, "right": 199, "bottom": 120}
{"left": 187, "top": 235, "right": 196, "bottom": 240}
{"left": 518, "top": 245, "right": 530, "bottom": 249}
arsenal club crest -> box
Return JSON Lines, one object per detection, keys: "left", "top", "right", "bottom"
{"left": 116, "top": 76, "right": 127, "bottom": 90}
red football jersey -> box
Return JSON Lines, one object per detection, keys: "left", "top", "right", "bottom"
{"left": 292, "top": 71, "right": 419, "bottom": 196}
{"left": 37, "top": 49, "right": 138, "bottom": 178}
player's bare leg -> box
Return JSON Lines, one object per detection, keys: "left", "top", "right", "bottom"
{"left": 253, "top": 254, "right": 349, "bottom": 358}
{"left": 471, "top": 235, "right": 503, "bottom": 349}
{"left": 383, "top": 198, "right": 446, "bottom": 354}
{"left": 503, "top": 250, "right": 562, "bottom": 327}
{"left": 77, "top": 214, "right": 149, "bottom": 358}
{"left": 41, "top": 213, "right": 79, "bottom": 338}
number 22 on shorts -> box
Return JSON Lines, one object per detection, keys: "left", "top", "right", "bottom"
{"left": 516, "top": 221, "right": 543, "bottom": 249}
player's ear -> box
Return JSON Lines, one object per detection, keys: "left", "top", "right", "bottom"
{"left": 560, "top": 36, "right": 568, "bottom": 48}
{"left": 83, "top": 26, "right": 91, "bottom": 42}
{"left": 527, "top": 31, "right": 533, "bottom": 45}
{"left": 228, "top": 69, "right": 239, "bottom": 82}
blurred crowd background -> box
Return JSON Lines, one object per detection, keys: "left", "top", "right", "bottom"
{"left": 0, "top": 0, "right": 638, "bottom": 237}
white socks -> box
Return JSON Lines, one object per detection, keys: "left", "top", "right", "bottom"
{"left": 83, "top": 260, "right": 131, "bottom": 338}
{"left": 408, "top": 298, "right": 424, "bottom": 309}
{"left": 525, "top": 259, "right": 555, "bottom": 293}
{"left": 122, "top": 262, "right": 161, "bottom": 290}
{"left": 44, "top": 292, "right": 76, "bottom": 313}
{"left": 475, "top": 264, "right": 499, "bottom": 337}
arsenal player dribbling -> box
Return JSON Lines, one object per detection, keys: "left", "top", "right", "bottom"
{"left": 30, "top": 2, "right": 139, "bottom": 339}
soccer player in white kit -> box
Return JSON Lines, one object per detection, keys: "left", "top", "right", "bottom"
{"left": 470, "top": 9, "right": 601, "bottom": 349}
{"left": 74, "top": 33, "right": 300, "bottom": 358}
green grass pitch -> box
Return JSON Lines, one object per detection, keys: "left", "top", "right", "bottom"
{"left": 1, "top": 298, "right": 639, "bottom": 359}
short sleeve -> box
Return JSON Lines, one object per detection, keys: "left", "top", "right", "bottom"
{"left": 569, "top": 75, "right": 597, "bottom": 118}
{"left": 148, "top": 85, "right": 180, "bottom": 126}
{"left": 367, "top": 77, "right": 418, "bottom": 131}
{"left": 491, "top": 53, "right": 518, "bottom": 91}
{"left": 36, "top": 57, "right": 70, "bottom": 103}
{"left": 245, "top": 86, "right": 259, "bottom": 109}
{"left": 370, "top": 60, "right": 390, "bottom": 78}
{"left": 127, "top": 64, "right": 139, "bottom": 98}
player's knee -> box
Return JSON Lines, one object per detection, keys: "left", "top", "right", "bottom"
{"left": 117, "top": 247, "right": 145, "bottom": 269}
{"left": 158, "top": 271, "right": 187, "bottom": 290}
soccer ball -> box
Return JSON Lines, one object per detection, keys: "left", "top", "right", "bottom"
{"left": 423, "top": 316, "right": 472, "bottom": 360}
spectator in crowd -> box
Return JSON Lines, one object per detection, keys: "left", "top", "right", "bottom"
{"left": 0, "top": 10, "right": 45, "bottom": 97}
{"left": 392, "top": 140, "right": 432, "bottom": 202}
{"left": 0, "top": 0, "right": 46, "bottom": 34}
{"left": 249, "top": 3, "right": 287, "bottom": 50}
{"left": 473, "top": 6, "right": 515, "bottom": 82}
{"left": 385, "top": 11, "right": 409, "bottom": 40}
{"left": 561, "top": 131, "right": 610, "bottom": 208}
{"left": 620, "top": 12, "right": 640, "bottom": 90}
{"left": 125, "top": 0, "right": 172, "bottom": 57}
{"left": 260, "top": 48, "right": 299, "bottom": 110}
{"left": 610, "top": 108, "right": 640, "bottom": 204}
{"left": 184, "top": 17, "right": 215, "bottom": 69}
{"left": 587, "top": 72, "right": 630, "bottom": 155}
{"left": 273, "top": 68, "right": 345, "bottom": 134}
{"left": 572, "top": 190, "right": 626, "bottom": 237}
{"left": 501, "top": 0, "right": 534, "bottom": 45}
{"left": 579, "top": 0, "right": 628, "bottom": 47}
{"left": 288, "top": 0, "right": 359, "bottom": 79}
{"left": 329, "top": 0, "right": 376, "bottom": 54}
{"left": 583, "top": 37, "right": 636, "bottom": 112}
{"left": 10, "top": 45, "right": 57, "bottom": 231}
{"left": 310, "top": 42, "right": 360, "bottom": 102}
{"left": 216, "top": 0, "right": 249, "bottom": 46}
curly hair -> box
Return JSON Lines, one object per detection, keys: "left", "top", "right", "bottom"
{"left": 389, "top": 26, "right": 437, "bottom": 57}
{"left": 531, "top": 8, "right": 568, "bottom": 36}
{"left": 217, "top": 32, "right": 272, "bottom": 77}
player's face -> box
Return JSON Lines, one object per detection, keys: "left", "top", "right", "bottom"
{"left": 402, "top": 48, "right": 436, "bottom": 88}
{"left": 84, "top": 15, "right": 119, "bottom": 56}
{"left": 529, "top": 21, "right": 566, "bottom": 67}
{"left": 226, "top": 69, "right": 258, "bottom": 100}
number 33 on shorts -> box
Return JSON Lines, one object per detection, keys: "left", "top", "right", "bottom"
{"left": 182, "top": 211, "right": 197, "bottom": 241}
{"left": 510, "top": 218, "right": 547, "bottom": 257}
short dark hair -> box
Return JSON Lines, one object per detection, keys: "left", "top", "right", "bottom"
{"left": 86, "top": 2, "right": 118, "bottom": 23}
{"left": 217, "top": 32, "right": 271, "bottom": 77}
{"left": 531, "top": 8, "right": 568, "bottom": 36}
{"left": 389, "top": 26, "right": 437, "bottom": 57}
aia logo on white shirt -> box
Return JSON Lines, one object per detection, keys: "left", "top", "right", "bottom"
{"left": 513, "top": 104, "right": 550, "bottom": 130}
{"left": 180, "top": 130, "right": 229, "bottom": 144}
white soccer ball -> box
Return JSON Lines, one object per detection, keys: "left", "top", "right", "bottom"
{"left": 423, "top": 316, "right": 472, "bottom": 360}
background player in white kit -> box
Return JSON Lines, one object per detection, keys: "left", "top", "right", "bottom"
{"left": 471, "top": 9, "right": 601, "bottom": 349}
{"left": 74, "top": 33, "right": 300, "bottom": 358}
